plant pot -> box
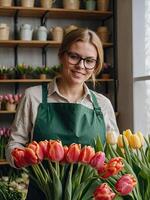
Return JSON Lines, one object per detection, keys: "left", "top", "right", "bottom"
{"left": 0, "top": 0, "right": 12, "bottom": 6}
{"left": 97, "top": 26, "right": 110, "bottom": 43}
{"left": 40, "top": 0, "right": 55, "bottom": 8}
{"left": 39, "top": 74, "right": 47, "bottom": 80}
{"left": 85, "top": 0, "right": 96, "bottom": 11}
{"left": 21, "top": 0, "right": 35, "bottom": 7}
{"left": 101, "top": 73, "right": 110, "bottom": 79}
{"left": 6, "top": 102, "right": 16, "bottom": 112}
{"left": 63, "top": 0, "right": 80, "bottom": 9}
{"left": 97, "top": 0, "right": 109, "bottom": 11}
{"left": 0, "top": 24, "right": 10, "bottom": 40}
{"left": 0, "top": 74, "right": 8, "bottom": 80}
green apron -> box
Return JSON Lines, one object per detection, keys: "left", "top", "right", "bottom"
{"left": 26, "top": 83, "right": 106, "bottom": 200}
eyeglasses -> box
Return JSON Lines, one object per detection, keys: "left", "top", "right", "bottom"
{"left": 66, "top": 51, "right": 97, "bottom": 70}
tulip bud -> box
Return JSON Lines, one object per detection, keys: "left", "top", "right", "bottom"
{"left": 90, "top": 151, "right": 105, "bottom": 170}
{"left": 115, "top": 174, "right": 137, "bottom": 196}
{"left": 123, "top": 129, "right": 132, "bottom": 143}
{"left": 79, "top": 146, "right": 95, "bottom": 164}
{"left": 94, "top": 183, "right": 116, "bottom": 200}
{"left": 66, "top": 143, "right": 81, "bottom": 163}
{"left": 136, "top": 131, "right": 145, "bottom": 146}
{"left": 12, "top": 148, "right": 28, "bottom": 168}
{"left": 106, "top": 131, "right": 117, "bottom": 145}
{"left": 47, "top": 140, "right": 64, "bottom": 161}
{"left": 129, "top": 134, "right": 142, "bottom": 149}
{"left": 117, "top": 135, "right": 129, "bottom": 148}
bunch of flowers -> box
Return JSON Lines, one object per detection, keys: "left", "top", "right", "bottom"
{"left": 0, "top": 65, "right": 14, "bottom": 79}
{"left": 106, "top": 130, "right": 150, "bottom": 200}
{"left": 12, "top": 139, "right": 136, "bottom": 200}
{"left": 15, "top": 64, "right": 33, "bottom": 78}
{"left": 3, "top": 94, "right": 22, "bottom": 105}
{"left": 0, "top": 127, "right": 11, "bottom": 159}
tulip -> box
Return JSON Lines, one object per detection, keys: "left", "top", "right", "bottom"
{"left": 61, "top": 145, "right": 69, "bottom": 163}
{"left": 94, "top": 183, "right": 116, "bottom": 200}
{"left": 90, "top": 151, "right": 105, "bottom": 170}
{"left": 117, "top": 135, "right": 129, "bottom": 148}
{"left": 28, "top": 141, "right": 44, "bottom": 161}
{"left": 123, "top": 129, "right": 132, "bottom": 143}
{"left": 107, "top": 157, "right": 124, "bottom": 176}
{"left": 136, "top": 131, "right": 145, "bottom": 146}
{"left": 47, "top": 140, "right": 64, "bottom": 161}
{"left": 129, "top": 134, "right": 142, "bottom": 149}
{"left": 66, "top": 143, "right": 81, "bottom": 163}
{"left": 115, "top": 174, "right": 137, "bottom": 195}
{"left": 98, "top": 163, "right": 113, "bottom": 178}
{"left": 39, "top": 140, "right": 48, "bottom": 158}
{"left": 12, "top": 148, "right": 28, "bottom": 168}
{"left": 106, "top": 131, "right": 117, "bottom": 145}
{"left": 79, "top": 145, "right": 95, "bottom": 164}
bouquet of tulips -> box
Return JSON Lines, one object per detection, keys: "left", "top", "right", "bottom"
{"left": 12, "top": 139, "right": 137, "bottom": 200}
{"left": 106, "top": 130, "right": 150, "bottom": 200}
{"left": 3, "top": 94, "right": 22, "bottom": 104}
{"left": 0, "top": 127, "right": 11, "bottom": 159}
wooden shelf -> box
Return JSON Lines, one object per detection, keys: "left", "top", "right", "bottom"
{"left": 0, "top": 7, "right": 112, "bottom": 19}
{"left": 0, "top": 159, "right": 9, "bottom": 165}
{"left": 0, "top": 78, "right": 115, "bottom": 83}
{"left": 0, "top": 40, "right": 113, "bottom": 48}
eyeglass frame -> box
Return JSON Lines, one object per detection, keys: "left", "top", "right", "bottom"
{"left": 65, "top": 51, "right": 98, "bottom": 70}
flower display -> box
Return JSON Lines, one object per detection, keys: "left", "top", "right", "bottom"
{"left": 3, "top": 94, "right": 22, "bottom": 104}
{"left": 106, "top": 130, "right": 150, "bottom": 200}
{"left": 12, "top": 139, "right": 136, "bottom": 200}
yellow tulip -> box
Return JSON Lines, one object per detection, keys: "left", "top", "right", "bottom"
{"left": 123, "top": 129, "right": 133, "bottom": 144}
{"left": 136, "top": 131, "right": 145, "bottom": 146}
{"left": 129, "top": 134, "right": 142, "bottom": 149}
{"left": 117, "top": 135, "right": 129, "bottom": 148}
{"left": 106, "top": 131, "right": 117, "bottom": 145}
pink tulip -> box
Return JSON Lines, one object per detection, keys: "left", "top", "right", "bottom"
{"left": 47, "top": 140, "right": 64, "bottom": 161}
{"left": 65, "top": 143, "right": 81, "bottom": 163}
{"left": 12, "top": 148, "right": 28, "bottom": 168}
{"left": 115, "top": 174, "right": 137, "bottom": 195}
{"left": 90, "top": 151, "right": 105, "bottom": 170}
{"left": 79, "top": 146, "right": 95, "bottom": 164}
{"left": 94, "top": 183, "right": 116, "bottom": 200}
{"left": 39, "top": 140, "right": 48, "bottom": 158}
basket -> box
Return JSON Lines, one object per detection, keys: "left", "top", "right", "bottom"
{"left": 21, "top": 0, "right": 35, "bottom": 7}
{"left": 0, "top": 0, "right": 12, "bottom": 6}
{"left": 0, "top": 24, "right": 10, "bottom": 40}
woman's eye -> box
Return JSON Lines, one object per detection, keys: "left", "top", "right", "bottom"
{"left": 86, "top": 59, "right": 95, "bottom": 64}
{"left": 70, "top": 54, "right": 79, "bottom": 60}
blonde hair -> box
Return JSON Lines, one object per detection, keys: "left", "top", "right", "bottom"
{"left": 58, "top": 28, "right": 104, "bottom": 84}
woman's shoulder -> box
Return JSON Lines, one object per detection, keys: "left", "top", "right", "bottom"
{"left": 25, "top": 85, "right": 42, "bottom": 95}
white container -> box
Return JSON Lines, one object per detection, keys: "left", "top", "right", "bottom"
{"left": 0, "top": 23, "right": 9, "bottom": 40}
{"left": 6, "top": 102, "right": 16, "bottom": 112}
{"left": 21, "top": 0, "right": 35, "bottom": 7}
{"left": 20, "top": 24, "right": 33, "bottom": 41}
{"left": 63, "top": 0, "right": 80, "bottom": 9}
{"left": 40, "top": 0, "right": 55, "bottom": 8}
{"left": 0, "top": 0, "right": 12, "bottom": 6}
{"left": 37, "top": 26, "right": 47, "bottom": 41}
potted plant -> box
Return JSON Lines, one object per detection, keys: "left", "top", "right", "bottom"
{"left": 0, "top": 66, "right": 13, "bottom": 80}
{"left": 49, "top": 65, "right": 61, "bottom": 78}
{"left": 15, "top": 64, "right": 33, "bottom": 79}
{"left": 84, "top": 0, "right": 96, "bottom": 11}
{"left": 35, "top": 66, "right": 51, "bottom": 80}
{"left": 3, "top": 94, "right": 22, "bottom": 111}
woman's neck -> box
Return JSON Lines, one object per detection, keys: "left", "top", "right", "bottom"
{"left": 57, "top": 78, "right": 85, "bottom": 103}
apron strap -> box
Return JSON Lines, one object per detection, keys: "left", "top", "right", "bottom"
{"left": 90, "top": 90, "right": 103, "bottom": 118}
{"left": 42, "top": 83, "right": 48, "bottom": 104}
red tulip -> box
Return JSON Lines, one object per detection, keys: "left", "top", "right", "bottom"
{"left": 90, "top": 151, "right": 105, "bottom": 170}
{"left": 27, "top": 141, "right": 44, "bottom": 161}
{"left": 115, "top": 174, "right": 137, "bottom": 195}
{"left": 11, "top": 148, "right": 27, "bottom": 168}
{"left": 39, "top": 140, "right": 48, "bottom": 158}
{"left": 94, "top": 183, "right": 116, "bottom": 200}
{"left": 107, "top": 157, "right": 124, "bottom": 176}
{"left": 47, "top": 140, "right": 64, "bottom": 161}
{"left": 79, "top": 146, "right": 95, "bottom": 164}
{"left": 61, "top": 145, "right": 69, "bottom": 163}
{"left": 66, "top": 143, "right": 81, "bottom": 163}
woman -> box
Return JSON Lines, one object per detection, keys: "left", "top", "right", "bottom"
{"left": 6, "top": 28, "right": 119, "bottom": 199}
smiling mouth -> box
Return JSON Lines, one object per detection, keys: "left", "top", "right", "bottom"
{"left": 72, "top": 70, "right": 85, "bottom": 76}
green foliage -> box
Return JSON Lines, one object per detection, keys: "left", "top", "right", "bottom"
{"left": 0, "top": 66, "right": 14, "bottom": 75}
{"left": 15, "top": 64, "right": 33, "bottom": 75}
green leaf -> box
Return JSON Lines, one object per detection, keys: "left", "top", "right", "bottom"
{"left": 94, "top": 136, "right": 104, "bottom": 152}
